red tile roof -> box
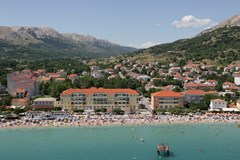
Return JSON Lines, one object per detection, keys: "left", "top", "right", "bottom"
{"left": 61, "top": 87, "right": 139, "bottom": 96}
{"left": 229, "top": 104, "right": 237, "bottom": 108}
{"left": 152, "top": 90, "right": 183, "bottom": 97}
{"left": 68, "top": 74, "right": 77, "bottom": 77}
{"left": 223, "top": 82, "right": 235, "bottom": 85}
{"left": 12, "top": 98, "right": 29, "bottom": 103}
{"left": 41, "top": 77, "right": 51, "bottom": 81}
{"left": 211, "top": 99, "right": 226, "bottom": 103}
{"left": 184, "top": 89, "right": 206, "bottom": 95}
{"left": 205, "top": 91, "right": 218, "bottom": 95}
{"left": 225, "top": 86, "right": 240, "bottom": 90}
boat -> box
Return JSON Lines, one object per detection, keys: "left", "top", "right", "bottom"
{"left": 157, "top": 144, "right": 170, "bottom": 157}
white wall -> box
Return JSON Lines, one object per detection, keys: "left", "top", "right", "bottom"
{"left": 210, "top": 101, "right": 227, "bottom": 109}
{"left": 234, "top": 77, "right": 240, "bottom": 85}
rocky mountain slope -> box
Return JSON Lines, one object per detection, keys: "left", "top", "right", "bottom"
{"left": 136, "top": 15, "right": 240, "bottom": 65}
{"left": 0, "top": 26, "right": 136, "bottom": 60}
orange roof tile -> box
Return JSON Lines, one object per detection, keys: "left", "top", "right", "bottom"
{"left": 211, "top": 99, "right": 226, "bottom": 102}
{"left": 206, "top": 80, "right": 217, "bottom": 82}
{"left": 182, "top": 77, "right": 193, "bottom": 81}
{"left": 41, "top": 77, "right": 51, "bottom": 81}
{"left": 68, "top": 74, "right": 77, "bottom": 77}
{"left": 205, "top": 91, "right": 218, "bottom": 95}
{"left": 184, "top": 89, "right": 206, "bottom": 95}
{"left": 184, "top": 82, "right": 199, "bottom": 87}
{"left": 229, "top": 104, "right": 237, "bottom": 108}
{"left": 223, "top": 82, "right": 235, "bottom": 85}
{"left": 12, "top": 98, "right": 29, "bottom": 103}
{"left": 61, "top": 87, "right": 139, "bottom": 96}
{"left": 152, "top": 90, "right": 183, "bottom": 97}
{"left": 225, "top": 86, "right": 240, "bottom": 90}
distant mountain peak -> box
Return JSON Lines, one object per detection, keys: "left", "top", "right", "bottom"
{"left": 198, "top": 15, "right": 240, "bottom": 36}
{"left": 63, "top": 33, "right": 117, "bottom": 46}
{"left": 216, "top": 15, "right": 240, "bottom": 28}
{"left": 0, "top": 25, "right": 137, "bottom": 59}
{"left": 11, "top": 26, "right": 62, "bottom": 39}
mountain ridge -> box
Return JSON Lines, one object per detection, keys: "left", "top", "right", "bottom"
{"left": 197, "top": 14, "right": 240, "bottom": 36}
{"left": 0, "top": 26, "right": 136, "bottom": 59}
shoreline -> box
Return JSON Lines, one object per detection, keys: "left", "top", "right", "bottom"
{"left": 1, "top": 114, "right": 240, "bottom": 130}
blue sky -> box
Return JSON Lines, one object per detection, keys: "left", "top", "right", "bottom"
{"left": 0, "top": 0, "right": 239, "bottom": 48}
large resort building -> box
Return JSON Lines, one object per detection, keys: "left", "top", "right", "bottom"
{"left": 183, "top": 89, "right": 206, "bottom": 105}
{"left": 60, "top": 87, "right": 140, "bottom": 113}
{"left": 151, "top": 90, "right": 184, "bottom": 110}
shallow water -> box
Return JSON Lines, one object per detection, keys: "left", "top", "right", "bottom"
{"left": 0, "top": 123, "right": 239, "bottom": 160}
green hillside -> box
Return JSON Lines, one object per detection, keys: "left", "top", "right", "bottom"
{"left": 136, "top": 26, "right": 240, "bottom": 65}
{"left": 0, "top": 26, "right": 136, "bottom": 60}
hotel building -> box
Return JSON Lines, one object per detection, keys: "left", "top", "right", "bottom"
{"left": 183, "top": 89, "right": 206, "bottom": 104}
{"left": 151, "top": 90, "right": 184, "bottom": 110}
{"left": 32, "top": 97, "right": 57, "bottom": 109}
{"left": 60, "top": 87, "right": 140, "bottom": 113}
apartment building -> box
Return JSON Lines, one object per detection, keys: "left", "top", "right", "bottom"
{"left": 209, "top": 99, "right": 227, "bottom": 110}
{"left": 151, "top": 90, "right": 184, "bottom": 110}
{"left": 183, "top": 89, "right": 206, "bottom": 104}
{"left": 11, "top": 98, "right": 30, "bottom": 108}
{"left": 60, "top": 87, "right": 140, "bottom": 113}
{"left": 32, "top": 97, "right": 57, "bottom": 109}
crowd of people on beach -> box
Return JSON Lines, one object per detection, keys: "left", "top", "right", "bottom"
{"left": 0, "top": 112, "right": 240, "bottom": 129}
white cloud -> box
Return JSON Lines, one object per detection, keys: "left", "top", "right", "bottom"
{"left": 130, "top": 42, "right": 160, "bottom": 49}
{"left": 172, "top": 15, "right": 213, "bottom": 28}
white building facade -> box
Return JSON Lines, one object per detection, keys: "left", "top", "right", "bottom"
{"left": 209, "top": 99, "right": 227, "bottom": 110}
{"left": 234, "top": 76, "right": 240, "bottom": 85}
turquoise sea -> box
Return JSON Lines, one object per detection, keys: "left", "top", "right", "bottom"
{"left": 0, "top": 123, "right": 240, "bottom": 160}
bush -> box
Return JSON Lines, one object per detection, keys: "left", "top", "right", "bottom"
{"left": 101, "top": 108, "right": 107, "bottom": 113}
{"left": 53, "top": 107, "right": 62, "bottom": 111}
{"left": 112, "top": 108, "right": 125, "bottom": 115}
{"left": 73, "top": 109, "right": 84, "bottom": 113}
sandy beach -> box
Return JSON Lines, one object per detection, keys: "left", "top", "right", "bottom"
{"left": 1, "top": 113, "right": 240, "bottom": 129}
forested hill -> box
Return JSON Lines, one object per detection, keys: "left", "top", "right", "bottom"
{"left": 136, "top": 15, "right": 240, "bottom": 65}
{"left": 0, "top": 26, "right": 136, "bottom": 60}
